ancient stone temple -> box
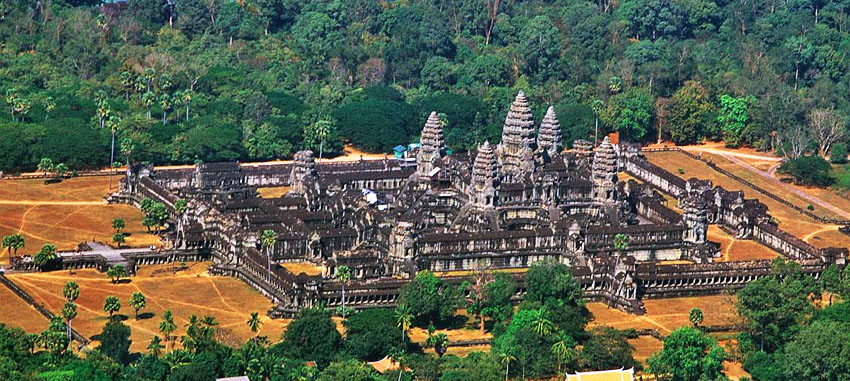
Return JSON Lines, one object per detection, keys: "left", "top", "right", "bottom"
{"left": 471, "top": 141, "right": 498, "bottom": 207}
{"left": 415, "top": 111, "right": 444, "bottom": 179}
{"left": 537, "top": 106, "right": 563, "bottom": 160}
{"left": 116, "top": 90, "right": 847, "bottom": 318}
{"left": 497, "top": 91, "right": 536, "bottom": 182}
{"left": 591, "top": 137, "right": 618, "bottom": 206}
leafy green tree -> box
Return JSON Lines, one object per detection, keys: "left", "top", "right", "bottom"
{"left": 398, "top": 270, "right": 460, "bottom": 326}
{"left": 778, "top": 155, "right": 834, "bottom": 186}
{"left": 602, "top": 88, "right": 655, "bottom": 142}
{"left": 317, "top": 358, "right": 385, "bottom": 381}
{"left": 821, "top": 264, "right": 842, "bottom": 306}
{"left": 40, "top": 316, "right": 70, "bottom": 360}
{"left": 129, "top": 292, "right": 147, "bottom": 320}
{"left": 524, "top": 261, "right": 584, "bottom": 307}
{"left": 148, "top": 336, "right": 165, "bottom": 358}
{"left": 38, "top": 158, "right": 54, "bottom": 180}
{"left": 717, "top": 94, "right": 754, "bottom": 147}
{"left": 112, "top": 218, "right": 125, "bottom": 234}
{"left": 334, "top": 98, "right": 417, "bottom": 152}
{"left": 518, "top": 15, "right": 565, "bottom": 82}
{"left": 260, "top": 229, "right": 276, "bottom": 281}
{"left": 103, "top": 296, "right": 122, "bottom": 317}
{"left": 782, "top": 320, "right": 850, "bottom": 380}
{"left": 97, "top": 319, "right": 132, "bottom": 365}
{"left": 33, "top": 244, "right": 58, "bottom": 270}
{"left": 667, "top": 81, "right": 716, "bottom": 144}
{"left": 2, "top": 234, "right": 24, "bottom": 259}
{"left": 112, "top": 233, "right": 126, "bottom": 249}
{"left": 580, "top": 327, "right": 639, "bottom": 371}
{"left": 648, "top": 327, "right": 725, "bottom": 381}
{"left": 344, "top": 309, "right": 405, "bottom": 361}
{"left": 277, "top": 307, "right": 343, "bottom": 369}
{"left": 463, "top": 270, "right": 516, "bottom": 334}
{"left": 107, "top": 265, "right": 126, "bottom": 283}
{"left": 303, "top": 119, "right": 337, "bottom": 160}
{"left": 618, "top": 0, "right": 679, "bottom": 40}
{"left": 440, "top": 352, "right": 503, "bottom": 381}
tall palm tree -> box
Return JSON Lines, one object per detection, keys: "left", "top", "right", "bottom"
{"left": 499, "top": 350, "right": 517, "bottom": 381}
{"left": 62, "top": 281, "right": 80, "bottom": 303}
{"left": 61, "top": 302, "right": 77, "bottom": 340}
{"left": 247, "top": 312, "right": 262, "bottom": 336}
{"left": 260, "top": 230, "right": 276, "bottom": 281}
{"left": 129, "top": 292, "right": 146, "bottom": 320}
{"left": 181, "top": 90, "right": 192, "bottom": 121}
{"left": 335, "top": 265, "right": 352, "bottom": 318}
{"left": 313, "top": 119, "right": 333, "bottom": 160}
{"left": 3, "top": 234, "right": 25, "bottom": 260}
{"left": 106, "top": 115, "right": 121, "bottom": 189}
{"left": 551, "top": 331, "right": 576, "bottom": 374}
{"left": 159, "top": 310, "right": 177, "bottom": 351}
{"left": 148, "top": 336, "right": 164, "bottom": 357}
{"left": 531, "top": 307, "right": 554, "bottom": 336}
{"left": 395, "top": 304, "right": 412, "bottom": 344}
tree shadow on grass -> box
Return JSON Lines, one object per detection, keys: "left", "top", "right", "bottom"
{"left": 136, "top": 312, "right": 155, "bottom": 320}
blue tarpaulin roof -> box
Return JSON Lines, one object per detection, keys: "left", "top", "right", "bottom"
{"left": 393, "top": 145, "right": 406, "bottom": 152}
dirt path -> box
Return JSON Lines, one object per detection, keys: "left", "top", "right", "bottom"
{"left": 680, "top": 146, "right": 783, "bottom": 163}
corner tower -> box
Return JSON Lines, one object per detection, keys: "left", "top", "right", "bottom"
{"left": 416, "top": 111, "right": 445, "bottom": 178}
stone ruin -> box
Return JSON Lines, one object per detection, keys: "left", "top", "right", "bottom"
{"left": 115, "top": 91, "right": 848, "bottom": 317}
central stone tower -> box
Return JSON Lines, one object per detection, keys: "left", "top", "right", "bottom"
{"left": 416, "top": 111, "right": 445, "bottom": 179}
{"left": 497, "top": 91, "right": 536, "bottom": 182}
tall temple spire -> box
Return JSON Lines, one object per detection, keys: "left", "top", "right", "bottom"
{"left": 472, "top": 141, "right": 498, "bottom": 207}
{"left": 497, "top": 91, "right": 536, "bottom": 181}
{"left": 416, "top": 111, "right": 444, "bottom": 177}
{"left": 289, "top": 150, "right": 317, "bottom": 195}
{"left": 537, "top": 106, "right": 562, "bottom": 157}
{"left": 591, "top": 137, "right": 618, "bottom": 204}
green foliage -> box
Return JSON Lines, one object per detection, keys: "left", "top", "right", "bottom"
{"left": 602, "top": 88, "right": 655, "bottom": 142}
{"left": 580, "top": 327, "right": 640, "bottom": 372}
{"left": 344, "top": 309, "right": 405, "bottom": 361}
{"left": 667, "top": 81, "right": 716, "bottom": 144}
{"left": 106, "top": 265, "right": 126, "bottom": 284}
{"left": 334, "top": 99, "right": 417, "bottom": 153}
{"left": 440, "top": 352, "right": 503, "bottom": 381}
{"left": 33, "top": 244, "right": 58, "bottom": 270}
{"left": 830, "top": 143, "right": 848, "bottom": 164}
{"left": 97, "top": 320, "right": 131, "bottom": 365}
{"left": 317, "top": 358, "right": 386, "bottom": 381}
{"left": 129, "top": 292, "right": 147, "bottom": 319}
{"left": 648, "top": 327, "right": 726, "bottom": 381}
{"left": 2, "top": 234, "right": 25, "bottom": 258}
{"left": 779, "top": 155, "right": 834, "bottom": 186}
{"left": 782, "top": 321, "right": 850, "bottom": 380}
{"left": 524, "top": 261, "right": 584, "bottom": 307}
{"left": 103, "top": 296, "right": 121, "bottom": 317}
{"left": 688, "top": 308, "right": 704, "bottom": 327}
{"left": 717, "top": 94, "right": 754, "bottom": 147}
{"left": 277, "top": 307, "right": 343, "bottom": 369}
{"left": 398, "top": 271, "right": 460, "bottom": 327}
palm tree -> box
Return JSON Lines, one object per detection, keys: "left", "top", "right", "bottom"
{"left": 119, "top": 71, "right": 134, "bottom": 100}
{"left": 247, "top": 312, "right": 262, "bottom": 336}
{"left": 142, "top": 91, "right": 155, "bottom": 119}
{"left": 61, "top": 302, "right": 77, "bottom": 340}
{"left": 689, "top": 308, "right": 704, "bottom": 328}
{"left": 160, "top": 94, "right": 172, "bottom": 125}
{"left": 62, "top": 281, "right": 80, "bottom": 303}
{"left": 129, "top": 292, "right": 146, "bottom": 320}
{"left": 106, "top": 114, "right": 121, "bottom": 189}
{"left": 551, "top": 331, "right": 576, "bottom": 374}
{"left": 148, "top": 336, "right": 165, "bottom": 357}
{"left": 388, "top": 349, "right": 407, "bottom": 381}
{"left": 181, "top": 90, "right": 192, "bottom": 121}
{"left": 113, "top": 233, "right": 126, "bottom": 249}
{"left": 395, "top": 304, "right": 412, "bottom": 344}
{"left": 43, "top": 96, "right": 55, "bottom": 120}
{"left": 38, "top": 158, "right": 54, "bottom": 180}
{"left": 335, "top": 265, "right": 351, "bottom": 318}
{"left": 531, "top": 307, "right": 554, "bottom": 336}
{"left": 33, "top": 244, "right": 57, "bottom": 270}
{"left": 260, "top": 230, "right": 276, "bottom": 281}
{"left": 112, "top": 218, "right": 125, "bottom": 234}
{"left": 159, "top": 310, "right": 177, "bottom": 351}
{"left": 314, "top": 119, "right": 333, "bottom": 160}
{"left": 2, "top": 234, "right": 25, "bottom": 260}
{"left": 499, "top": 349, "right": 517, "bottom": 381}
{"left": 103, "top": 295, "right": 121, "bottom": 317}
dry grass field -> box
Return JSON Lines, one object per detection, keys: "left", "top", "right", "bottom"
{"left": 4, "top": 262, "right": 289, "bottom": 352}
{"left": 645, "top": 151, "right": 850, "bottom": 249}
{"left": 257, "top": 186, "right": 290, "bottom": 198}
{"left": 0, "top": 177, "right": 160, "bottom": 264}
{"left": 0, "top": 281, "right": 50, "bottom": 333}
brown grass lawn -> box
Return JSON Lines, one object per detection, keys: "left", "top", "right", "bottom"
{"left": 707, "top": 225, "right": 779, "bottom": 262}
{"left": 587, "top": 294, "right": 739, "bottom": 335}
{"left": 0, "top": 177, "right": 160, "bottom": 265}
{"left": 280, "top": 262, "right": 323, "bottom": 276}
{"left": 0, "top": 281, "right": 49, "bottom": 333}
{"left": 5, "top": 262, "right": 289, "bottom": 352}
{"left": 257, "top": 186, "right": 290, "bottom": 199}
{"left": 646, "top": 151, "right": 850, "bottom": 249}
{"left": 0, "top": 176, "right": 116, "bottom": 202}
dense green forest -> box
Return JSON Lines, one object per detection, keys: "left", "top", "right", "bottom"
{"left": 2, "top": 0, "right": 850, "bottom": 172}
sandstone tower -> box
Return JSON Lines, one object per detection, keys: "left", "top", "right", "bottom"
{"left": 289, "top": 150, "right": 317, "bottom": 195}
{"left": 537, "top": 106, "right": 563, "bottom": 159}
{"left": 416, "top": 111, "right": 445, "bottom": 178}
{"left": 498, "top": 91, "right": 536, "bottom": 182}
{"left": 472, "top": 141, "right": 498, "bottom": 207}
{"left": 591, "top": 137, "right": 618, "bottom": 204}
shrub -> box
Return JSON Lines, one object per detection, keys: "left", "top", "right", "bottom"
{"left": 778, "top": 155, "right": 833, "bottom": 186}
{"left": 830, "top": 143, "right": 848, "bottom": 164}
